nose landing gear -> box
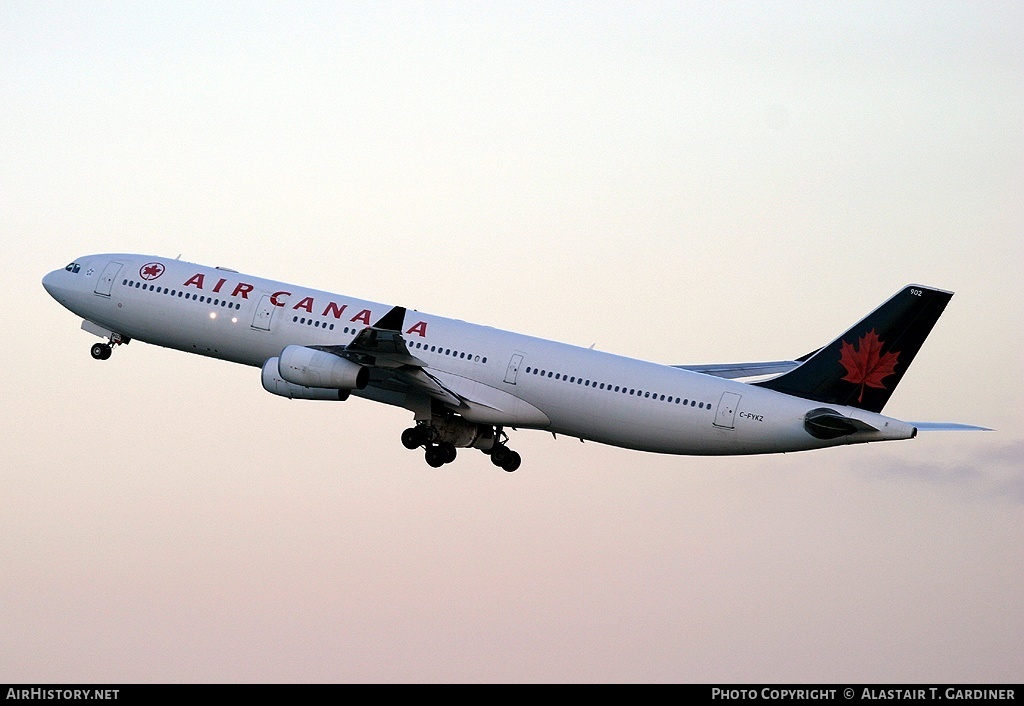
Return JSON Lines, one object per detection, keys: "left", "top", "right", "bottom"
{"left": 90, "top": 343, "right": 112, "bottom": 360}
{"left": 89, "top": 332, "right": 129, "bottom": 360}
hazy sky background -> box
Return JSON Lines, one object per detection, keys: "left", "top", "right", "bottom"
{"left": 2, "top": 1, "right": 1022, "bottom": 683}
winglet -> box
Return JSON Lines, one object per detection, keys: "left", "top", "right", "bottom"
{"left": 373, "top": 306, "right": 406, "bottom": 332}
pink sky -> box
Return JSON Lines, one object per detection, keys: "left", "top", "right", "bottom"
{"left": 3, "top": 1, "right": 1021, "bottom": 682}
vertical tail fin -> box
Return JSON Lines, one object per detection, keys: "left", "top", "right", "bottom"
{"left": 754, "top": 285, "right": 953, "bottom": 412}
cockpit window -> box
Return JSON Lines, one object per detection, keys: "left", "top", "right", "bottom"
{"left": 65, "top": 262, "right": 81, "bottom": 274}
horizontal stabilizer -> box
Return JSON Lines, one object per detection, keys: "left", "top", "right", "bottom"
{"left": 910, "top": 422, "right": 993, "bottom": 432}
{"left": 676, "top": 350, "right": 817, "bottom": 380}
{"left": 675, "top": 360, "right": 802, "bottom": 379}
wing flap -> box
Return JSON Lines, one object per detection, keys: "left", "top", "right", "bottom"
{"left": 392, "top": 368, "right": 464, "bottom": 407}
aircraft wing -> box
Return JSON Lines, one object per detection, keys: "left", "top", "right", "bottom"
{"left": 332, "top": 324, "right": 427, "bottom": 369}
{"left": 317, "top": 306, "right": 495, "bottom": 411}
{"left": 315, "top": 307, "right": 548, "bottom": 426}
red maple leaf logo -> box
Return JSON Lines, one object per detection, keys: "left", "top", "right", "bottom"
{"left": 838, "top": 329, "right": 900, "bottom": 403}
{"left": 140, "top": 262, "right": 164, "bottom": 280}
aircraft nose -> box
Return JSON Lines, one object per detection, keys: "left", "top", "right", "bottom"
{"left": 42, "top": 270, "right": 57, "bottom": 295}
{"left": 42, "top": 269, "right": 65, "bottom": 299}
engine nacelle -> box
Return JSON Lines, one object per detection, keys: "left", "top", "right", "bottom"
{"left": 278, "top": 345, "right": 369, "bottom": 390}
{"left": 262, "top": 357, "right": 351, "bottom": 400}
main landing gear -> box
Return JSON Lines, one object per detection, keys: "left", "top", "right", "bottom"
{"left": 90, "top": 332, "right": 129, "bottom": 360}
{"left": 401, "top": 418, "right": 523, "bottom": 472}
{"left": 486, "top": 444, "right": 522, "bottom": 473}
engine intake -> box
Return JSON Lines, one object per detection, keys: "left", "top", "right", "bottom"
{"left": 278, "top": 345, "right": 369, "bottom": 390}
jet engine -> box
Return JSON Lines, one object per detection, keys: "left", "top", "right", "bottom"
{"left": 278, "top": 345, "right": 369, "bottom": 390}
{"left": 261, "top": 357, "right": 350, "bottom": 400}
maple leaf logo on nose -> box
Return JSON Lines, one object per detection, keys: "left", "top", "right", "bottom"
{"left": 140, "top": 262, "right": 165, "bottom": 280}
{"left": 838, "top": 329, "right": 900, "bottom": 403}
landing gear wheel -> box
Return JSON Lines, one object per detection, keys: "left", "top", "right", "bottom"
{"left": 501, "top": 450, "right": 521, "bottom": 473}
{"left": 424, "top": 445, "right": 448, "bottom": 468}
{"left": 489, "top": 445, "right": 520, "bottom": 472}
{"left": 90, "top": 343, "right": 112, "bottom": 360}
{"left": 490, "top": 445, "right": 510, "bottom": 467}
{"left": 401, "top": 427, "right": 422, "bottom": 450}
{"left": 439, "top": 442, "right": 457, "bottom": 464}
{"left": 402, "top": 426, "right": 431, "bottom": 449}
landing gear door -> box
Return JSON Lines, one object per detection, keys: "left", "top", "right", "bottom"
{"left": 94, "top": 261, "right": 123, "bottom": 297}
{"left": 714, "top": 392, "right": 741, "bottom": 429}
{"left": 503, "top": 353, "right": 524, "bottom": 385}
{"left": 252, "top": 295, "right": 275, "bottom": 331}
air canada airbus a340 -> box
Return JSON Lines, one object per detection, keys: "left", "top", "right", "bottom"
{"left": 42, "top": 254, "right": 988, "bottom": 471}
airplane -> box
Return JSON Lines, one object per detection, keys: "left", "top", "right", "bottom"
{"left": 42, "top": 254, "right": 989, "bottom": 472}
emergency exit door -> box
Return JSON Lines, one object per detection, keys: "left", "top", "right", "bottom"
{"left": 714, "top": 392, "right": 741, "bottom": 429}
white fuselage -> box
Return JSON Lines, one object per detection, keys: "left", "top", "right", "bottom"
{"left": 42, "top": 254, "right": 918, "bottom": 456}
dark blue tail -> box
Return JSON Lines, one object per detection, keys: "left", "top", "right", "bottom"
{"left": 754, "top": 285, "right": 953, "bottom": 413}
